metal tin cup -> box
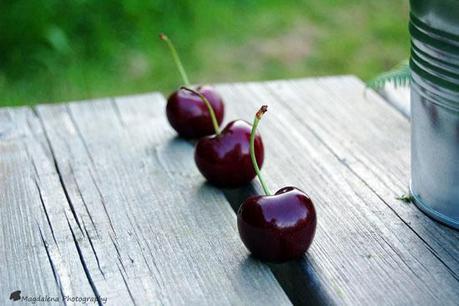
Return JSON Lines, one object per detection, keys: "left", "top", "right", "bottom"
{"left": 410, "top": 0, "right": 459, "bottom": 229}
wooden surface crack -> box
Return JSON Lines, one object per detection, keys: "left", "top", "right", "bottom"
{"left": 87, "top": 169, "right": 117, "bottom": 236}
{"left": 37, "top": 226, "right": 67, "bottom": 305}
{"left": 34, "top": 179, "right": 58, "bottom": 245}
{"left": 65, "top": 213, "right": 103, "bottom": 306}
{"left": 116, "top": 263, "right": 137, "bottom": 305}
{"left": 33, "top": 106, "right": 84, "bottom": 234}
{"left": 109, "top": 234, "right": 127, "bottom": 275}
{"left": 72, "top": 167, "right": 99, "bottom": 237}
{"left": 82, "top": 221, "right": 105, "bottom": 279}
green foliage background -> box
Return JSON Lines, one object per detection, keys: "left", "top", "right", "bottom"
{"left": 0, "top": 0, "right": 409, "bottom": 106}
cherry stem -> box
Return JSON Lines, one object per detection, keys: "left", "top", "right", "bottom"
{"left": 160, "top": 33, "right": 190, "bottom": 86}
{"left": 181, "top": 86, "right": 221, "bottom": 136}
{"left": 250, "top": 105, "right": 271, "bottom": 196}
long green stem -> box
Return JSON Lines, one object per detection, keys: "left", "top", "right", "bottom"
{"left": 160, "top": 33, "right": 190, "bottom": 86}
{"left": 181, "top": 86, "right": 221, "bottom": 136}
{"left": 250, "top": 105, "right": 271, "bottom": 196}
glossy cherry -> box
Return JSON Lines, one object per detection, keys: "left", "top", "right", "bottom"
{"left": 160, "top": 33, "right": 224, "bottom": 138}
{"left": 166, "top": 85, "right": 224, "bottom": 138}
{"left": 195, "top": 120, "right": 264, "bottom": 187}
{"left": 238, "top": 187, "right": 316, "bottom": 262}
{"left": 182, "top": 87, "right": 264, "bottom": 187}
{"left": 237, "top": 106, "right": 317, "bottom": 262}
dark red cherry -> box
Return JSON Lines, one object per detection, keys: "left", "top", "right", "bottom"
{"left": 166, "top": 85, "right": 224, "bottom": 138}
{"left": 160, "top": 34, "right": 225, "bottom": 138}
{"left": 237, "top": 187, "right": 317, "bottom": 262}
{"left": 194, "top": 120, "right": 264, "bottom": 187}
{"left": 236, "top": 105, "right": 317, "bottom": 262}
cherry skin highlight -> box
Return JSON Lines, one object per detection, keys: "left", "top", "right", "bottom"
{"left": 166, "top": 85, "right": 224, "bottom": 139}
{"left": 194, "top": 120, "right": 264, "bottom": 187}
{"left": 237, "top": 187, "right": 316, "bottom": 262}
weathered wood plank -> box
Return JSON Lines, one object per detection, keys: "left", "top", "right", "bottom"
{"left": 28, "top": 93, "right": 291, "bottom": 305}
{"left": 215, "top": 77, "right": 459, "bottom": 305}
{"left": 305, "top": 77, "right": 459, "bottom": 271}
{"left": 0, "top": 107, "right": 97, "bottom": 305}
{"left": 2, "top": 76, "right": 456, "bottom": 306}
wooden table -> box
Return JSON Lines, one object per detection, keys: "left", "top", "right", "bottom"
{"left": 1, "top": 76, "right": 458, "bottom": 305}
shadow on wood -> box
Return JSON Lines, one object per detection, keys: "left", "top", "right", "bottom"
{"left": 219, "top": 183, "right": 335, "bottom": 306}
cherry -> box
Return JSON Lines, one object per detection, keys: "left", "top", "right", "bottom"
{"left": 166, "top": 85, "right": 224, "bottom": 138}
{"left": 183, "top": 87, "right": 264, "bottom": 187}
{"left": 160, "top": 33, "right": 224, "bottom": 138}
{"left": 237, "top": 106, "right": 317, "bottom": 262}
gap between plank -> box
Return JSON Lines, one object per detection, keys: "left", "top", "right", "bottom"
{"left": 221, "top": 185, "right": 335, "bottom": 306}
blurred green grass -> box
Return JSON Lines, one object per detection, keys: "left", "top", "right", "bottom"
{"left": 0, "top": 0, "right": 409, "bottom": 106}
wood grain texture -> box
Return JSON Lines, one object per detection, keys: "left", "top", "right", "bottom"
{"left": 215, "top": 76, "right": 459, "bottom": 305}
{"left": 0, "top": 93, "right": 291, "bottom": 305}
{"left": 2, "top": 76, "right": 458, "bottom": 306}
{"left": 0, "top": 106, "right": 97, "bottom": 305}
